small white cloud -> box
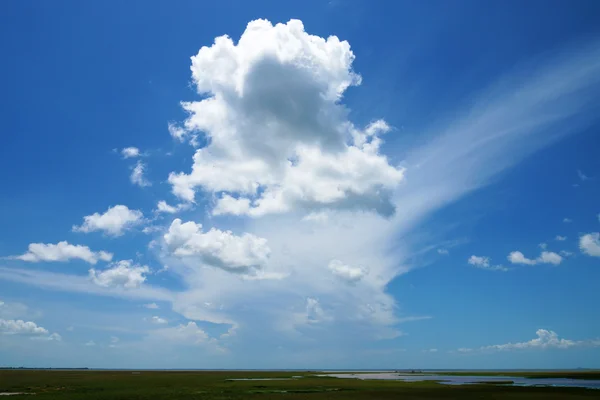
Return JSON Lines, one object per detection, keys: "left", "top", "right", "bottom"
{"left": 537, "top": 251, "right": 563, "bottom": 265}
{"left": 151, "top": 321, "right": 217, "bottom": 347}
{"left": 144, "top": 303, "right": 159, "bottom": 309}
{"left": 437, "top": 249, "right": 449, "bottom": 255}
{"left": 155, "top": 201, "right": 191, "bottom": 214}
{"left": 559, "top": 250, "right": 573, "bottom": 257}
{"left": 423, "top": 348, "right": 438, "bottom": 353}
{"left": 121, "top": 147, "right": 141, "bottom": 158}
{"left": 508, "top": 251, "right": 536, "bottom": 265}
{"left": 156, "top": 201, "right": 178, "bottom": 214}
{"left": 328, "top": 259, "right": 367, "bottom": 283}
{"left": 507, "top": 250, "right": 562, "bottom": 266}
{"left": 468, "top": 255, "right": 489, "bottom": 267}
{"left": 563, "top": 218, "right": 573, "bottom": 223}
{"left": 579, "top": 232, "right": 600, "bottom": 257}
{"left": 130, "top": 161, "right": 151, "bottom": 187}
{"left": 467, "top": 255, "right": 508, "bottom": 271}
{"left": 555, "top": 235, "right": 567, "bottom": 241}
{"left": 457, "top": 329, "right": 598, "bottom": 353}
{"left": 85, "top": 340, "right": 96, "bottom": 346}
{"left": 150, "top": 316, "right": 168, "bottom": 324}
{"left": 538, "top": 242, "right": 547, "bottom": 250}
{"left": 168, "top": 123, "right": 187, "bottom": 142}
{"left": 73, "top": 205, "right": 144, "bottom": 236}
{"left": 142, "top": 225, "right": 162, "bottom": 234}
{"left": 0, "top": 318, "right": 48, "bottom": 335}
{"left": 89, "top": 260, "right": 150, "bottom": 289}
{"left": 10, "top": 241, "right": 113, "bottom": 265}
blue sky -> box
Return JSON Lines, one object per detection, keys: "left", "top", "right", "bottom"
{"left": 1, "top": 0, "right": 599, "bottom": 369}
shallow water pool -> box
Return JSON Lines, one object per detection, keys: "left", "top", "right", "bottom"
{"left": 322, "top": 373, "right": 600, "bottom": 389}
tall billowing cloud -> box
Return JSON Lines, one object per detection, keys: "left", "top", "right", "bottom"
{"left": 168, "top": 19, "right": 404, "bottom": 217}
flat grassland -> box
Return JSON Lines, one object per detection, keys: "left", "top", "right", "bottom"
{"left": 1, "top": 370, "right": 599, "bottom": 399}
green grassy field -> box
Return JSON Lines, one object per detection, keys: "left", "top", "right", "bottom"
{"left": 0, "top": 370, "right": 599, "bottom": 399}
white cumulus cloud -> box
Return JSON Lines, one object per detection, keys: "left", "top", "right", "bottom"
{"left": 11, "top": 241, "right": 112, "bottom": 265}
{"left": 121, "top": 147, "right": 140, "bottom": 158}
{"left": 155, "top": 201, "right": 191, "bottom": 214}
{"left": 508, "top": 250, "right": 563, "bottom": 265}
{"left": 537, "top": 251, "right": 563, "bottom": 265}
{"left": 144, "top": 303, "right": 159, "bottom": 309}
{"left": 163, "top": 218, "right": 271, "bottom": 274}
{"left": 555, "top": 235, "right": 567, "bottom": 241}
{"left": 458, "top": 329, "right": 599, "bottom": 353}
{"left": 0, "top": 318, "right": 60, "bottom": 341}
{"left": 0, "top": 319, "right": 48, "bottom": 335}
{"left": 73, "top": 205, "right": 144, "bottom": 236}
{"left": 467, "top": 255, "right": 508, "bottom": 272}
{"left": 167, "top": 19, "right": 404, "bottom": 217}
{"left": 130, "top": 161, "right": 151, "bottom": 187}
{"left": 89, "top": 260, "right": 150, "bottom": 289}
{"left": 579, "top": 232, "right": 600, "bottom": 257}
